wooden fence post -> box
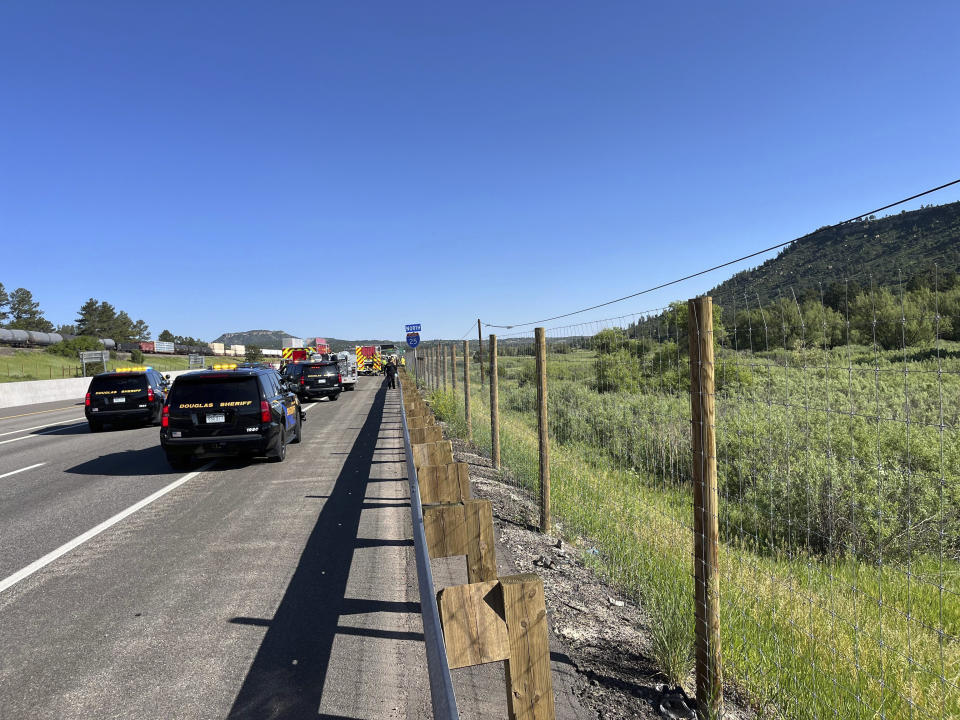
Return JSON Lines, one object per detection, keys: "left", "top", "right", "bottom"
{"left": 489, "top": 334, "right": 500, "bottom": 470}
{"left": 478, "top": 319, "right": 484, "bottom": 389}
{"left": 688, "top": 296, "right": 722, "bottom": 720}
{"left": 451, "top": 344, "right": 457, "bottom": 403}
{"left": 535, "top": 327, "right": 550, "bottom": 534}
{"left": 463, "top": 340, "right": 472, "bottom": 441}
{"left": 441, "top": 343, "right": 447, "bottom": 392}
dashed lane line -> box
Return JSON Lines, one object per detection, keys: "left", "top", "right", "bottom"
{"left": 0, "top": 461, "right": 216, "bottom": 595}
{"left": 0, "top": 463, "right": 46, "bottom": 480}
{"left": 0, "top": 404, "right": 82, "bottom": 421}
{"left": 0, "top": 421, "right": 87, "bottom": 445}
{"left": 0, "top": 417, "right": 86, "bottom": 438}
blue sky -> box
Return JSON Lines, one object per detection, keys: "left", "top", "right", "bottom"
{"left": 2, "top": 2, "right": 958, "bottom": 343}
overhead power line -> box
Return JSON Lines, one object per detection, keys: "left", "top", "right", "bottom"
{"left": 482, "top": 177, "right": 960, "bottom": 330}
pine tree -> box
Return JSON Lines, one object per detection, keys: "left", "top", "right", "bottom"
{"left": 132, "top": 319, "right": 150, "bottom": 342}
{"left": 8, "top": 288, "right": 54, "bottom": 332}
{"left": 0, "top": 282, "right": 9, "bottom": 325}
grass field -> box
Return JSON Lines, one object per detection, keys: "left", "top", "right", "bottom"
{"left": 421, "top": 339, "right": 960, "bottom": 719}
{"left": 0, "top": 349, "right": 193, "bottom": 382}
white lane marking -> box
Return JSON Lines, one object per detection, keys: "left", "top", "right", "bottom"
{"left": 0, "top": 463, "right": 46, "bottom": 480}
{"left": 0, "top": 461, "right": 215, "bottom": 595}
{"left": 0, "top": 405, "right": 81, "bottom": 421}
{"left": 0, "top": 417, "right": 85, "bottom": 438}
{"left": 0, "top": 422, "right": 87, "bottom": 446}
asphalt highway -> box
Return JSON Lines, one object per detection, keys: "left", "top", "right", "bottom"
{"left": 0, "top": 377, "right": 433, "bottom": 719}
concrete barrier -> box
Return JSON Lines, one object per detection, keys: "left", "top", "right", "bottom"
{"left": 0, "top": 370, "right": 196, "bottom": 410}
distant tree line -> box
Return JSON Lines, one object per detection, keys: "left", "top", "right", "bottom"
{"left": 0, "top": 282, "right": 206, "bottom": 350}
{"left": 621, "top": 274, "right": 960, "bottom": 352}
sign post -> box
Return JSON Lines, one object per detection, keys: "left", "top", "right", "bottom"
{"left": 406, "top": 325, "right": 422, "bottom": 383}
{"left": 79, "top": 350, "right": 110, "bottom": 377}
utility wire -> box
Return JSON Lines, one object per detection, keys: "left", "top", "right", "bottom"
{"left": 482, "top": 177, "right": 960, "bottom": 329}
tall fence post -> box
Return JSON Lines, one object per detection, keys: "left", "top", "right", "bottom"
{"left": 489, "top": 333, "right": 500, "bottom": 470}
{"left": 535, "top": 327, "right": 550, "bottom": 534}
{"left": 441, "top": 343, "right": 448, "bottom": 392}
{"left": 451, "top": 344, "right": 457, "bottom": 404}
{"left": 687, "top": 296, "right": 722, "bottom": 720}
{"left": 477, "top": 319, "right": 484, "bottom": 389}
{"left": 463, "top": 340, "right": 472, "bottom": 441}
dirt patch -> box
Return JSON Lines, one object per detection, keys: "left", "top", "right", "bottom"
{"left": 447, "top": 433, "right": 754, "bottom": 720}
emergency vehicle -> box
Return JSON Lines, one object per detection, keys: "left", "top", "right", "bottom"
{"left": 356, "top": 345, "right": 382, "bottom": 375}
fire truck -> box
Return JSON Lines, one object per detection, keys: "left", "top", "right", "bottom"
{"left": 355, "top": 345, "right": 382, "bottom": 375}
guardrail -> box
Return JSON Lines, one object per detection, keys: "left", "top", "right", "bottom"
{"left": 399, "top": 382, "right": 460, "bottom": 719}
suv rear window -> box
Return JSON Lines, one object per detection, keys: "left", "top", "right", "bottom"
{"left": 168, "top": 376, "right": 261, "bottom": 410}
{"left": 303, "top": 364, "right": 338, "bottom": 378}
{"left": 90, "top": 375, "right": 148, "bottom": 394}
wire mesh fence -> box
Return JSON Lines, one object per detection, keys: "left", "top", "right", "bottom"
{"left": 419, "top": 266, "right": 959, "bottom": 719}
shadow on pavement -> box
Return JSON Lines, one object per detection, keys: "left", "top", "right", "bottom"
{"left": 227, "top": 384, "right": 395, "bottom": 720}
{"left": 65, "top": 445, "right": 178, "bottom": 476}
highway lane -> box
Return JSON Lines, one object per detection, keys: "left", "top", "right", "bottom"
{"left": 0, "top": 376, "right": 431, "bottom": 719}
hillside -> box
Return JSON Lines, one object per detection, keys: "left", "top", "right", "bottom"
{"left": 212, "top": 330, "right": 293, "bottom": 348}
{"left": 212, "top": 330, "right": 401, "bottom": 352}
{"left": 709, "top": 200, "right": 960, "bottom": 304}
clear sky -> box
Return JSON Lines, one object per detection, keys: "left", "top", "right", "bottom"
{"left": 2, "top": 2, "right": 958, "bottom": 343}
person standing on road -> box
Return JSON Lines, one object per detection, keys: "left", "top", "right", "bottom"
{"left": 385, "top": 359, "right": 398, "bottom": 389}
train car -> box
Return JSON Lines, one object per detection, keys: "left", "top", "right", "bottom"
{"left": 139, "top": 341, "right": 155, "bottom": 353}
{"left": 154, "top": 341, "right": 175, "bottom": 354}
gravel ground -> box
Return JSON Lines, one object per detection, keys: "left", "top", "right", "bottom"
{"left": 446, "top": 432, "right": 755, "bottom": 720}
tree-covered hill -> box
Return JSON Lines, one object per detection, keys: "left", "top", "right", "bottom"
{"left": 709, "top": 200, "right": 960, "bottom": 305}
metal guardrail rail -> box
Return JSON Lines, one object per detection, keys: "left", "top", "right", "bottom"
{"left": 399, "top": 383, "right": 460, "bottom": 719}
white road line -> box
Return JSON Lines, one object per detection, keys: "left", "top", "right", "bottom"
{"left": 0, "top": 417, "right": 85, "bottom": 438}
{"left": 0, "top": 405, "right": 81, "bottom": 421}
{"left": 0, "top": 463, "right": 46, "bottom": 480}
{"left": 0, "top": 422, "right": 87, "bottom": 446}
{"left": 0, "top": 461, "right": 215, "bottom": 595}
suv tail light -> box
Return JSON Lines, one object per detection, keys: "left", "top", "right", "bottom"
{"left": 161, "top": 405, "right": 169, "bottom": 428}
{"left": 147, "top": 387, "right": 154, "bottom": 402}
{"left": 338, "top": 374, "right": 342, "bottom": 383}
{"left": 85, "top": 392, "right": 91, "bottom": 407}
{"left": 261, "top": 401, "right": 271, "bottom": 423}
{"left": 300, "top": 376, "right": 305, "bottom": 386}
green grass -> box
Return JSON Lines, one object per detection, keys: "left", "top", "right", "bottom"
{"left": 0, "top": 349, "right": 194, "bottom": 382}
{"left": 428, "top": 347, "right": 960, "bottom": 719}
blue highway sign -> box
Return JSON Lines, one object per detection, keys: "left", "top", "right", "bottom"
{"left": 405, "top": 324, "right": 421, "bottom": 333}
{"left": 406, "top": 332, "right": 421, "bottom": 348}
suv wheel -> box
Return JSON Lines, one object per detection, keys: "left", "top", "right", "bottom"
{"left": 88, "top": 420, "right": 103, "bottom": 433}
{"left": 292, "top": 416, "right": 302, "bottom": 444}
{"left": 270, "top": 428, "right": 286, "bottom": 462}
{"left": 329, "top": 392, "right": 340, "bottom": 402}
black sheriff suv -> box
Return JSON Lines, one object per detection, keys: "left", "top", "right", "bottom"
{"left": 85, "top": 367, "right": 170, "bottom": 431}
{"left": 281, "top": 360, "right": 342, "bottom": 402}
{"left": 160, "top": 364, "right": 303, "bottom": 470}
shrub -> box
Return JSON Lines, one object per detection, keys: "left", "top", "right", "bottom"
{"left": 45, "top": 335, "right": 103, "bottom": 359}
{"left": 130, "top": 348, "right": 144, "bottom": 364}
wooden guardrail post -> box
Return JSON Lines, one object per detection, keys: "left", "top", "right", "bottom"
{"left": 489, "top": 333, "right": 500, "bottom": 470}
{"left": 535, "top": 327, "right": 550, "bottom": 534}
{"left": 463, "top": 340, "right": 472, "bottom": 441}
{"left": 688, "top": 295, "right": 722, "bottom": 720}
{"left": 437, "top": 573, "right": 555, "bottom": 720}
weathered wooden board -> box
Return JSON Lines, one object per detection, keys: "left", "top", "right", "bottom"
{"left": 437, "top": 580, "right": 509, "bottom": 669}
{"left": 419, "top": 462, "right": 470, "bottom": 505}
